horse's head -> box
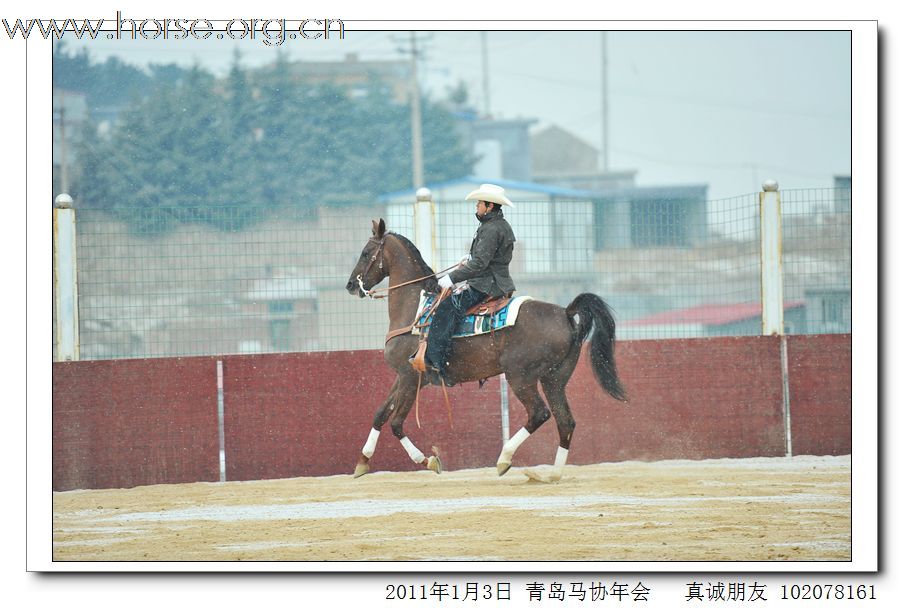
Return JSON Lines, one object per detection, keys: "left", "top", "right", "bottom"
{"left": 346, "top": 218, "right": 390, "bottom": 297}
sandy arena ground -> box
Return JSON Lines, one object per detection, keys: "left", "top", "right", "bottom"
{"left": 52, "top": 455, "right": 851, "bottom": 562}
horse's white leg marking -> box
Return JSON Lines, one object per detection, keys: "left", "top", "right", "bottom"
{"left": 498, "top": 427, "right": 531, "bottom": 462}
{"left": 523, "top": 446, "right": 569, "bottom": 484}
{"left": 355, "top": 428, "right": 381, "bottom": 478}
{"left": 550, "top": 446, "right": 569, "bottom": 481}
{"left": 362, "top": 428, "right": 380, "bottom": 458}
{"left": 400, "top": 436, "right": 426, "bottom": 464}
{"left": 496, "top": 427, "right": 531, "bottom": 475}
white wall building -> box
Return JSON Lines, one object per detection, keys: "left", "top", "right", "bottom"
{"left": 379, "top": 176, "right": 597, "bottom": 277}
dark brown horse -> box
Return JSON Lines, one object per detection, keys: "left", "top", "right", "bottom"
{"left": 345, "top": 219, "right": 626, "bottom": 480}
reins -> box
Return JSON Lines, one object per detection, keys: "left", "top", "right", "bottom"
{"left": 356, "top": 231, "right": 460, "bottom": 300}
{"left": 357, "top": 263, "right": 458, "bottom": 300}
{"left": 416, "top": 368, "right": 453, "bottom": 430}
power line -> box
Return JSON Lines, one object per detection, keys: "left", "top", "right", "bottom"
{"left": 613, "top": 145, "right": 835, "bottom": 180}
{"left": 432, "top": 54, "right": 848, "bottom": 121}
{"left": 392, "top": 32, "right": 433, "bottom": 188}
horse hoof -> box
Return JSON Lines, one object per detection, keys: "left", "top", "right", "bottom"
{"left": 524, "top": 469, "right": 561, "bottom": 484}
{"left": 497, "top": 462, "right": 511, "bottom": 476}
{"left": 353, "top": 463, "right": 370, "bottom": 478}
{"left": 427, "top": 455, "right": 443, "bottom": 474}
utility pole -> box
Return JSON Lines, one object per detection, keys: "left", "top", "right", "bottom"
{"left": 481, "top": 31, "right": 491, "bottom": 116}
{"left": 57, "top": 91, "right": 69, "bottom": 194}
{"left": 409, "top": 31, "right": 424, "bottom": 189}
{"left": 600, "top": 31, "right": 610, "bottom": 172}
{"left": 395, "top": 31, "right": 432, "bottom": 188}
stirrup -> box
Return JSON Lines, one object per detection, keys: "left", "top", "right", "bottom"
{"left": 408, "top": 341, "right": 428, "bottom": 372}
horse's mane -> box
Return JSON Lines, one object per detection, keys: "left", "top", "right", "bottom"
{"left": 387, "top": 232, "right": 440, "bottom": 293}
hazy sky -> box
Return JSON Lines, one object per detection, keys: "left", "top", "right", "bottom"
{"left": 68, "top": 28, "right": 851, "bottom": 201}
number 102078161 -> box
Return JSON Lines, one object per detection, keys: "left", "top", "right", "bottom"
{"left": 781, "top": 584, "right": 876, "bottom": 600}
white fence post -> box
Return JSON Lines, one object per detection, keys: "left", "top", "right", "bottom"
{"left": 217, "top": 360, "right": 226, "bottom": 482}
{"left": 759, "top": 179, "right": 793, "bottom": 457}
{"left": 759, "top": 179, "right": 784, "bottom": 336}
{"left": 500, "top": 374, "right": 510, "bottom": 443}
{"left": 53, "top": 193, "right": 80, "bottom": 361}
{"left": 413, "top": 187, "right": 437, "bottom": 271}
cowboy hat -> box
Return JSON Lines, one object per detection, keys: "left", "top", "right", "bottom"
{"left": 465, "top": 183, "right": 515, "bottom": 208}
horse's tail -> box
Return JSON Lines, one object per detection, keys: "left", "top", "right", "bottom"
{"left": 566, "top": 293, "right": 627, "bottom": 402}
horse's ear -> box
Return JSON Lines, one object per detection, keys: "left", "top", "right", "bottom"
{"left": 378, "top": 218, "right": 386, "bottom": 237}
{"left": 371, "top": 219, "right": 380, "bottom": 236}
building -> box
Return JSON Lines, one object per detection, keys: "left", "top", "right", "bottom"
{"left": 379, "top": 176, "right": 598, "bottom": 273}
{"left": 532, "top": 124, "right": 598, "bottom": 175}
{"left": 593, "top": 184, "right": 710, "bottom": 249}
{"left": 379, "top": 176, "right": 600, "bottom": 306}
{"left": 833, "top": 175, "right": 851, "bottom": 214}
{"left": 379, "top": 172, "right": 709, "bottom": 303}
{"left": 530, "top": 124, "right": 709, "bottom": 248}
{"left": 805, "top": 288, "right": 851, "bottom": 334}
{"left": 241, "top": 272, "right": 319, "bottom": 352}
{"left": 621, "top": 301, "right": 807, "bottom": 339}
{"left": 453, "top": 112, "right": 537, "bottom": 181}
{"left": 531, "top": 125, "right": 637, "bottom": 192}
{"left": 267, "top": 53, "right": 411, "bottom": 103}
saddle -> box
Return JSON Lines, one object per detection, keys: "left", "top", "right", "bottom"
{"left": 463, "top": 293, "right": 514, "bottom": 317}
{"left": 405, "top": 291, "right": 530, "bottom": 376}
{"left": 404, "top": 291, "right": 531, "bottom": 426}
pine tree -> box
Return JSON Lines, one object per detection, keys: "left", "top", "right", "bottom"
{"left": 73, "top": 57, "right": 474, "bottom": 233}
{"left": 217, "top": 51, "right": 261, "bottom": 230}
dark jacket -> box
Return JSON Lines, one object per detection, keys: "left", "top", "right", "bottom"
{"left": 448, "top": 207, "right": 516, "bottom": 297}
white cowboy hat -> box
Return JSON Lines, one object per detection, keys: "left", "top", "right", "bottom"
{"left": 465, "top": 183, "right": 515, "bottom": 208}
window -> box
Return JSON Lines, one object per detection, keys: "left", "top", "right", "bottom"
{"left": 822, "top": 297, "right": 844, "bottom": 324}
{"left": 268, "top": 300, "right": 294, "bottom": 314}
{"left": 269, "top": 301, "right": 294, "bottom": 351}
{"left": 630, "top": 199, "right": 686, "bottom": 247}
{"left": 269, "top": 319, "right": 291, "bottom": 352}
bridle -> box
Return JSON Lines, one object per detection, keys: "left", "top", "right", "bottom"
{"left": 360, "top": 235, "right": 386, "bottom": 278}
{"left": 355, "top": 232, "right": 457, "bottom": 300}
{"left": 355, "top": 234, "right": 388, "bottom": 299}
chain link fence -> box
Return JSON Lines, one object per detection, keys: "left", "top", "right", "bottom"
{"left": 55, "top": 187, "right": 851, "bottom": 361}
{"left": 781, "top": 187, "right": 852, "bottom": 334}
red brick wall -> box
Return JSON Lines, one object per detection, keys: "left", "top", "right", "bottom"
{"left": 221, "top": 351, "right": 504, "bottom": 480}
{"left": 510, "top": 336, "right": 787, "bottom": 467}
{"left": 53, "top": 357, "right": 220, "bottom": 491}
{"left": 52, "top": 335, "right": 852, "bottom": 491}
{"left": 786, "top": 334, "right": 852, "bottom": 455}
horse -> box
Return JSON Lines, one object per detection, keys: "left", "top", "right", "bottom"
{"left": 345, "top": 218, "right": 627, "bottom": 481}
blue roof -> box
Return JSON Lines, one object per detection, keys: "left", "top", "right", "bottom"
{"left": 377, "top": 176, "right": 599, "bottom": 202}
{"left": 593, "top": 184, "right": 708, "bottom": 200}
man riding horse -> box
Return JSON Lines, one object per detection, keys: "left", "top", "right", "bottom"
{"left": 423, "top": 183, "right": 517, "bottom": 386}
{"left": 346, "top": 185, "right": 625, "bottom": 481}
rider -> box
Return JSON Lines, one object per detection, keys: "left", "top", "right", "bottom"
{"left": 424, "top": 183, "right": 517, "bottom": 384}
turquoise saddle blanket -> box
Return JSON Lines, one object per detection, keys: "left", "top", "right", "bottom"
{"left": 413, "top": 292, "right": 532, "bottom": 338}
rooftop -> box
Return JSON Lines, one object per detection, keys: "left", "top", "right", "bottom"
{"left": 626, "top": 301, "right": 805, "bottom": 327}
{"left": 378, "top": 176, "right": 600, "bottom": 202}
